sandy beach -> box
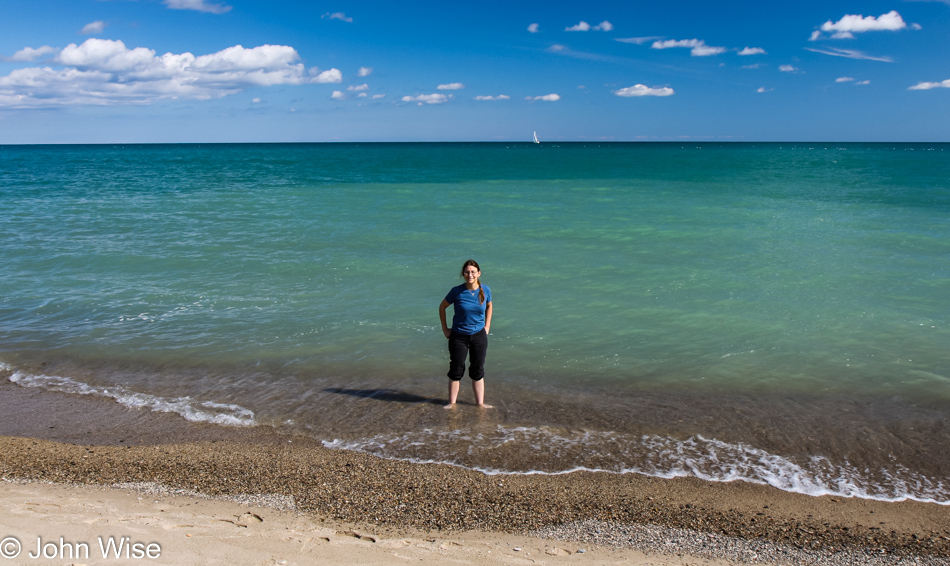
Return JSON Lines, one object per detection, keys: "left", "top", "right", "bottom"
{"left": 1, "top": 383, "right": 949, "bottom": 565}
{"left": 2, "top": 480, "right": 736, "bottom": 566}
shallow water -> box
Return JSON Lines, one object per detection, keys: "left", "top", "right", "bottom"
{"left": 1, "top": 142, "right": 948, "bottom": 502}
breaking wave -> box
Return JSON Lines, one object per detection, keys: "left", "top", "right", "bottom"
{"left": 1, "top": 362, "right": 256, "bottom": 427}
{"left": 324, "top": 425, "right": 950, "bottom": 505}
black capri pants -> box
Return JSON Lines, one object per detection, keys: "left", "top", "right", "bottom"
{"left": 447, "top": 329, "right": 488, "bottom": 381}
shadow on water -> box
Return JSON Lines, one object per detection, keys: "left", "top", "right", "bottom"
{"left": 323, "top": 387, "right": 441, "bottom": 405}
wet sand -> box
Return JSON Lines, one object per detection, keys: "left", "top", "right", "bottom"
{"left": 1, "top": 382, "right": 948, "bottom": 565}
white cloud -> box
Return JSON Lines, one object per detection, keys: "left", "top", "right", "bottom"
{"left": 613, "top": 84, "right": 674, "bottom": 97}
{"left": 804, "top": 47, "right": 893, "bottom": 62}
{"left": 371, "top": 94, "right": 385, "bottom": 99}
{"left": 357, "top": 66, "right": 372, "bottom": 77}
{"left": 81, "top": 21, "right": 108, "bottom": 35}
{"left": 692, "top": 44, "right": 727, "bottom": 56}
{"left": 738, "top": 47, "right": 766, "bottom": 56}
{"left": 779, "top": 64, "right": 798, "bottom": 72}
{"left": 836, "top": 76, "right": 854, "bottom": 82}
{"left": 347, "top": 83, "right": 369, "bottom": 91}
{"left": 331, "top": 90, "right": 346, "bottom": 100}
{"left": 2, "top": 46, "right": 56, "bottom": 62}
{"left": 437, "top": 82, "right": 465, "bottom": 90}
{"left": 855, "top": 80, "right": 870, "bottom": 85}
{"left": 164, "top": 0, "right": 232, "bottom": 14}
{"left": 824, "top": 11, "right": 907, "bottom": 33}
{"left": 909, "top": 79, "right": 950, "bottom": 90}
{"left": 651, "top": 39, "right": 726, "bottom": 56}
{"left": 757, "top": 87, "right": 773, "bottom": 93}
{"left": 811, "top": 11, "right": 910, "bottom": 40}
{"left": 525, "top": 93, "right": 560, "bottom": 101}
{"left": 251, "top": 97, "right": 261, "bottom": 103}
{"left": 741, "top": 63, "right": 764, "bottom": 69}
{"left": 56, "top": 40, "right": 159, "bottom": 71}
{"left": 615, "top": 36, "right": 664, "bottom": 45}
{"left": 0, "top": 39, "right": 341, "bottom": 108}
{"left": 310, "top": 68, "right": 343, "bottom": 83}
{"left": 566, "top": 20, "right": 613, "bottom": 32}
{"left": 402, "top": 93, "right": 450, "bottom": 104}
{"left": 322, "top": 12, "right": 353, "bottom": 23}
{"left": 528, "top": 23, "right": 540, "bottom": 33}
{"left": 652, "top": 39, "right": 699, "bottom": 49}
{"left": 474, "top": 95, "right": 510, "bottom": 101}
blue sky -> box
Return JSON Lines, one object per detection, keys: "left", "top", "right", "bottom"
{"left": 1, "top": 0, "right": 948, "bottom": 143}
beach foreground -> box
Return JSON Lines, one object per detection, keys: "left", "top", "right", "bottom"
{"left": 1, "top": 385, "right": 949, "bottom": 566}
{"left": 1, "top": 480, "right": 740, "bottom": 566}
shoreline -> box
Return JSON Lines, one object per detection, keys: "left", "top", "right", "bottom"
{"left": 6, "top": 362, "right": 950, "bottom": 506}
{"left": 2, "top": 439, "right": 949, "bottom": 566}
{"left": 1, "top": 385, "right": 949, "bottom": 565}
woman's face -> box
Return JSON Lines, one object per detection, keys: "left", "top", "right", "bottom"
{"left": 462, "top": 265, "right": 480, "bottom": 287}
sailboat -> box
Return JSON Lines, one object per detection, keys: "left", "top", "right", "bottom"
{"left": 533, "top": 131, "right": 540, "bottom": 144}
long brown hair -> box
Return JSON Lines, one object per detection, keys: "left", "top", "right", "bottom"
{"left": 460, "top": 259, "right": 485, "bottom": 304}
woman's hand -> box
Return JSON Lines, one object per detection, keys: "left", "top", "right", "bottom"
{"left": 439, "top": 299, "right": 451, "bottom": 339}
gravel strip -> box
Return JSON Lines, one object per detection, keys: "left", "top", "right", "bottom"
{"left": 535, "top": 520, "right": 950, "bottom": 566}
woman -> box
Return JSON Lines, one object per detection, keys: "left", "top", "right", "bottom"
{"left": 439, "top": 259, "right": 493, "bottom": 409}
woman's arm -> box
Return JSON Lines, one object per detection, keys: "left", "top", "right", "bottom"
{"left": 439, "top": 299, "right": 451, "bottom": 338}
{"left": 484, "top": 301, "right": 492, "bottom": 334}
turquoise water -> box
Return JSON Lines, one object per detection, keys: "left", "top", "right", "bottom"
{"left": 1, "top": 143, "right": 948, "bottom": 502}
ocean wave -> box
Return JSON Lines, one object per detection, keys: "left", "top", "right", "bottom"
{"left": 323, "top": 425, "right": 950, "bottom": 506}
{"left": 0, "top": 362, "right": 256, "bottom": 427}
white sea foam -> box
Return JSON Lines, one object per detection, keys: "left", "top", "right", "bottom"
{"left": 323, "top": 425, "right": 950, "bottom": 505}
{"left": 2, "top": 364, "right": 256, "bottom": 427}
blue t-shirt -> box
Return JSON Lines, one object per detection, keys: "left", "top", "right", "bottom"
{"left": 444, "top": 284, "right": 491, "bottom": 335}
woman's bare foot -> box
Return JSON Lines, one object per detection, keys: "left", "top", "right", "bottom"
{"left": 477, "top": 403, "right": 493, "bottom": 409}
{"left": 443, "top": 403, "right": 456, "bottom": 409}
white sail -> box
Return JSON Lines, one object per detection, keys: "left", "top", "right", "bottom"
{"left": 533, "top": 131, "right": 539, "bottom": 144}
